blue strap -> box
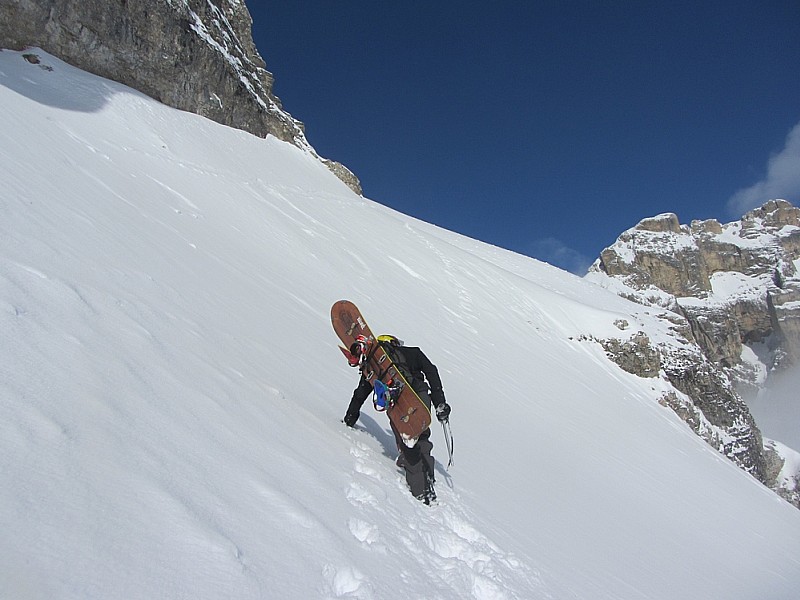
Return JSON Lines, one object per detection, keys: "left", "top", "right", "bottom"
{"left": 373, "top": 380, "right": 389, "bottom": 411}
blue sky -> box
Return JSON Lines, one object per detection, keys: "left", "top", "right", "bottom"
{"left": 246, "top": 1, "right": 800, "bottom": 274}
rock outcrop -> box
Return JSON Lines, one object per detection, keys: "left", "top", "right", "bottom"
{"left": 587, "top": 199, "right": 800, "bottom": 507}
{"left": 597, "top": 328, "right": 767, "bottom": 482}
{"left": 0, "top": 0, "right": 361, "bottom": 194}
{"left": 591, "top": 200, "right": 800, "bottom": 373}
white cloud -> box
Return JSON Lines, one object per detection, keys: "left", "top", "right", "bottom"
{"left": 728, "top": 120, "right": 800, "bottom": 215}
{"left": 529, "top": 237, "right": 593, "bottom": 275}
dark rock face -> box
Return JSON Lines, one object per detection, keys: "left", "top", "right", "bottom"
{"left": 600, "top": 330, "right": 767, "bottom": 483}
{"left": 600, "top": 332, "right": 661, "bottom": 378}
{"left": 661, "top": 348, "right": 766, "bottom": 480}
{"left": 0, "top": 0, "right": 362, "bottom": 194}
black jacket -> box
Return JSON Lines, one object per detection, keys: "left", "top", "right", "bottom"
{"left": 345, "top": 344, "right": 446, "bottom": 419}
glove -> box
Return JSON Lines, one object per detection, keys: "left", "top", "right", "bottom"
{"left": 431, "top": 387, "right": 446, "bottom": 407}
{"left": 435, "top": 402, "right": 451, "bottom": 422}
{"left": 343, "top": 409, "right": 360, "bottom": 427}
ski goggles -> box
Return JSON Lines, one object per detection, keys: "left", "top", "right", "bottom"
{"left": 349, "top": 335, "right": 370, "bottom": 356}
{"left": 347, "top": 335, "right": 371, "bottom": 368}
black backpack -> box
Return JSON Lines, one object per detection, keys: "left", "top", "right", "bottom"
{"left": 379, "top": 341, "right": 414, "bottom": 386}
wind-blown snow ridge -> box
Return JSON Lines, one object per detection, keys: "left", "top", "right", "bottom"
{"left": 2, "top": 49, "right": 800, "bottom": 600}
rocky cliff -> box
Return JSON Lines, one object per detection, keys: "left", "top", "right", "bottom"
{"left": 0, "top": 0, "right": 361, "bottom": 194}
{"left": 586, "top": 199, "right": 800, "bottom": 507}
{"left": 591, "top": 199, "right": 800, "bottom": 374}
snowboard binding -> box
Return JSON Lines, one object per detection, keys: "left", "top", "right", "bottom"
{"left": 372, "top": 378, "right": 403, "bottom": 411}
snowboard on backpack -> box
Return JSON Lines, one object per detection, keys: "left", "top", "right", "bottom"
{"left": 331, "top": 300, "right": 431, "bottom": 446}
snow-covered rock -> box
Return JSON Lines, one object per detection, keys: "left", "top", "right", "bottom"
{"left": 589, "top": 200, "right": 800, "bottom": 370}
{"left": 587, "top": 199, "right": 800, "bottom": 507}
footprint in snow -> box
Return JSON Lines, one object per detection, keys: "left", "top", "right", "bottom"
{"left": 354, "top": 461, "right": 382, "bottom": 479}
{"left": 403, "top": 507, "right": 545, "bottom": 599}
{"left": 348, "top": 440, "right": 372, "bottom": 461}
{"left": 347, "top": 517, "right": 383, "bottom": 550}
{"left": 322, "top": 564, "right": 372, "bottom": 599}
{"left": 345, "top": 481, "right": 375, "bottom": 507}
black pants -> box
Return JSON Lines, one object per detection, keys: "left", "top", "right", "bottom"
{"left": 391, "top": 423, "right": 434, "bottom": 497}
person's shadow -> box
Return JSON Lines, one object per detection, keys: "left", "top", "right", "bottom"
{"left": 357, "top": 414, "right": 397, "bottom": 460}
{"left": 356, "top": 414, "right": 454, "bottom": 490}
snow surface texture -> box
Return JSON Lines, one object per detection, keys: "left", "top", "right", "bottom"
{"left": 2, "top": 49, "right": 800, "bottom": 599}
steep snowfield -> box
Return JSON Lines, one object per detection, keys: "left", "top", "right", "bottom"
{"left": 2, "top": 50, "right": 799, "bottom": 600}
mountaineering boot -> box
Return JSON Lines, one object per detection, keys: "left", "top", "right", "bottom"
{"left": 426, "top": 473, "right": 437, "bottom": 504}
{"left": 414, "top": 473, "right": 437, "bottom": 506}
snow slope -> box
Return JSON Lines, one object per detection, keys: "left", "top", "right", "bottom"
{"left": 2, "top": 49, "right": 799, "bottom": 600}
